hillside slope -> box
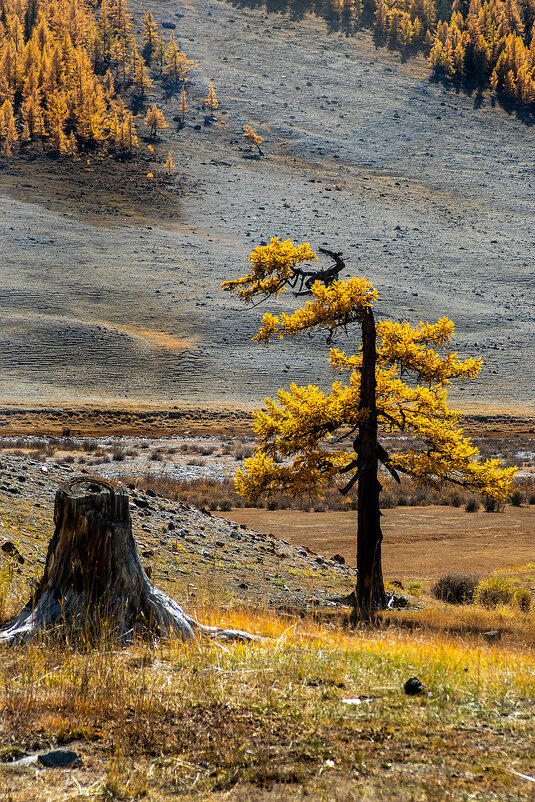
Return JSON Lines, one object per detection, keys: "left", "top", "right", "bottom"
{"left": 1, "top": 0, "right": 534, "bottom": 412}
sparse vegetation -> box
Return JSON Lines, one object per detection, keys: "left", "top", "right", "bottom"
{"left": 431, "top": 573, "right": 479, "bottom": 604}
{"left": 474, "top": 574, "right": 516, "bottom": 608}
{"left": 1, "top": 598, "right": 535, "bottom": 799}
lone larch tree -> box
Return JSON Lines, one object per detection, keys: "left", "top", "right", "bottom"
{"left": 223, "top": 239, "right": 515, "bottom": 620}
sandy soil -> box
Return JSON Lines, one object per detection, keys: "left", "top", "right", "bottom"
{"left": 0, "top": 0, "right": 534, "bottom": 418}
{"left": 218, "top": 505, "right": 535, "bottom": 582}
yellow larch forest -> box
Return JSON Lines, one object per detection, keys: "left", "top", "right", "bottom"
{"left": 0, "top": 0, "right": 196, "bottom": 157}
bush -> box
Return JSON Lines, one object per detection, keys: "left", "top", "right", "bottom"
{"left": 514, "top": 588, "right": 532, "bottom": 612}
{"left": 431, "top": 574, "right": 478, "bottom": 605}
{"left": 510, "top": 490, "right": 523, "bottom": 507}
{"left": 483, "top": 495, "right": 503, "bottom": 513}
{"left": 450, "top": 492, "right": 462, "bottom": 508}
{"left": 379, "top": 488, "right": 398, "bottom": 509}
{"left": 465, "top": 498, "right": 480, "bottom": 512}
{"left": 474, "top": 575, "right": 515, "bottom": 609}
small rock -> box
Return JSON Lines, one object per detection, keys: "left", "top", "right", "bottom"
{"left": 133, "top": 498, "right": 149, "bottom": 509}
{"left": 404, "top": 677, "right": 424, "bottom": 696}
{"left": 1, "top": 542, "right": 24, "bottom": 564}
{"left": 331, "top": 553, "right": 345, "bottom": 565}
{"left": 37, "top": 750, "right": 82, "bottom": 768}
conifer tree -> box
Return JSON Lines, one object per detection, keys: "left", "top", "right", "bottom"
{"left": 21, "top": 119, "right": 31, "bottom": 142}
{"left": 103, "top": 67, "right": 115, "bottom": 97}
{"left": 165, "top": 34, "right": 196, "bottom": 85}
{"left": 179, "top": 86, "right": 188, "bottom": 122}
{"left": 0, "top": 97, "right": 15, "bottom": 136}
{"left": 132, "top": 46, "right": 152, "bottom": 97}
{"left": 243, "top": 123, "right": 264, "bottom": 155}
{"left": 66, "top": 129, "right": 77, "bottom": 155}
{"left": 122, "top": 108, "right": 138, "bottom": 151}
{"left": 165, "top": 150, "right": 174, "bottom": 172}
{"left": 1, "top": 131, "right": 13, "bottom": 157}
{"left": 222, "top": 240, "right": 515, "bottom": 619}
{"left": 204, "top": 82, "right": 218, "bottom": 119}
{"left": 144, "top": 102, "right": 167, "bottom": 138}
{"left": 142, "top": 10, "right": 159, "bottom": 62}
{"left": 153, "top": 35, "right": 166, "bottom": 74}
{"left": 46, "top": 91, "right": 69, "bottom": 153}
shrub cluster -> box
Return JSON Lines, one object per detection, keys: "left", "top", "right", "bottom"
{"left": 431, "top": 574, "right": 479, "bottom": 605}
{"left": 474, "top": 576, "right": 517, "bottom": 609}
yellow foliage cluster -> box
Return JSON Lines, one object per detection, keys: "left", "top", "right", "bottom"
{"left": 429, "top": 0, "right": 535, "bottom": 104}
{"left": 222, "top": 237, "right": 317, "bottom": 302}
{"left": 227, "top": 239, "right": 515, "bottom": 506}
{"left": 373, "top": 0, "right": 535, "bottom": 110}
{"left": 254, "top": 278, "right": 378, "bottom": 343}
{"left": 0, "top": 0, "right": 196, "bottom": 157}
{"left": 243, "top": 123, "right": 263, "bottom": 151}
{"left": 144, "top": 102, "right": 167, "bottom": 138}
{"left": 374, "top": 0, "right": 436, "bottom": 51}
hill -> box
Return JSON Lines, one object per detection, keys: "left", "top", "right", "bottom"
{"left": 0, "top": 0, "right": 534, "bottom": 416}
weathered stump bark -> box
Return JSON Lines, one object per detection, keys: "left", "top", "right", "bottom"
{"left": 0, "top": 478, "right": 257, "bottom": 645}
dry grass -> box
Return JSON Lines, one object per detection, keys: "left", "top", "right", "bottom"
{"left": 1, "top": 591, "right": 535, "bottom": 800}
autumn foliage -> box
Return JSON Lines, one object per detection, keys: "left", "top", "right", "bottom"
{"left": 374, "top": 0, "right": 535, "bottom": 109}
{"left": 224, "top": 239, "right": 514, "bottom": 505}
{"left": 223, "top": 239, "right": 515, "bottom": 613}
{"left": 429, "top": 0, "right": 535, "bottom": 106}
{"left": 0, "top": 0, "right": 197, "bottom": 158}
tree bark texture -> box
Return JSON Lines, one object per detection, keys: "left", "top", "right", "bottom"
{"left": 0, "top": 478, "right": 232, "bottom": 644}
{"left": 351, "top": 306, "right": 387, "bottom": 622}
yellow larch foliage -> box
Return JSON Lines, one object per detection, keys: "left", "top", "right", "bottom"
{"left": 222, "top": 237, "right": 318, "bottom": 301}
{"left": 165, "top": 33, "right": 196, "bottom": 84}
{"left": 253, "top": 278, "right": 378, "bottom": 343}
{"left": 142, "top": 10, "right": 159, "bottom": 61}
{"left": 131, "top": 46, "right": 153, "bottom": 96}
{"left": 243, "top": 123, "right": 264, "bottom": 152}
{"left": 179, "top": 87, "right": 188, "bottom": 121}
{"left": 428, "top": 0, "right": 535, "bottom": 107}
{"left": 144, "top": 102, "right": 167, "bottom": 138}
{"left": 225, "top": 240, "right": 516, "bottom": 508}
{"left": 165, "top": 150, "right": 175, "bottom": 172}
{"left": 204, "top": 82, "right": 218, "bottom": 117}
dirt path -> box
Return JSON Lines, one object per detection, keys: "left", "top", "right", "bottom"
{"left": 0, "top": 0, "right": 534, "bottom": 413}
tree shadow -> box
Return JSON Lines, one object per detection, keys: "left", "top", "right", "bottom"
{"left": 227, "top": 0, "right": 361, "bottom": 36}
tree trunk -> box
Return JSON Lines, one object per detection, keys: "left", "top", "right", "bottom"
{"left": 350, "top": 306, "right": 387, "bottom": 623}
{"left": 0, "top": 478, "right": 258, "bottom": 645}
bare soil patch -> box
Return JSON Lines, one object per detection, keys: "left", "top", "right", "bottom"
{"left": 0, "top": 147, "right": 188, "bottom": 227}
{"left": 0, "top": 406, "right": 534, "bottom": 439}
{"left": 217, "top": 505, "right": 535, "bottom": 582}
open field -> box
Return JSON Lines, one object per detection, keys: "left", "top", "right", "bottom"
{"left": 217, "top": 505, "right": 535, "bottom": 582}
{"left": 1, "top": 449, "right": 535, "bottom": 800}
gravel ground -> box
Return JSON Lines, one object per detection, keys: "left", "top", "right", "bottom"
{"left": 0, "top": 453, "right": 355, "bottom": 619}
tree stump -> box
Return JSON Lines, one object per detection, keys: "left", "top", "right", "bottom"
{"left": 0, "top": 478, "right": 199, "bottom": 644}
